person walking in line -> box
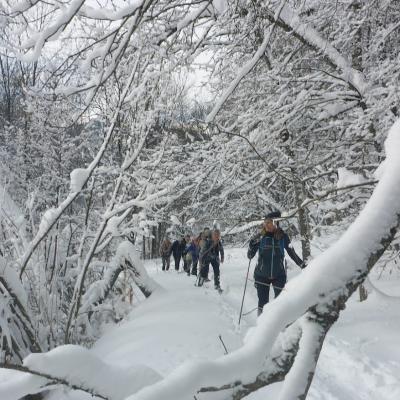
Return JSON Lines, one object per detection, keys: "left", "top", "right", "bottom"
{"left": 171, "top": 236, "right": 188, "bottom": 271}
{"left": 185, "top": 236, "right": 200, "bottom": 276}
{"left": 182, "top": 234, "right": 191, "bottom": 273}
{"left": 198, "top": 227, "right": 211, "bottom": 281}
{"left": 197, "top": 229, "right": 224, "bottom": 291}
{"left": 160, "top": 238, "right": 172, "bottom": 271}
{"left": 247, "top": 211, "right": 306, "bottom": 316}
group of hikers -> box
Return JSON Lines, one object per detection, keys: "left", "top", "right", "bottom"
{"left": 159, "top": 211, "right": 306, "bottom": 315}
{"left": 159, "top": 227, "right": 224, "bottom": 290}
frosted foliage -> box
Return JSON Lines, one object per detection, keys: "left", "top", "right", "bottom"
{"left": 0, "top": 1, "right": 399, "bottom": 399}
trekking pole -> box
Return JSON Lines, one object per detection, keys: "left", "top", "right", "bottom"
{"left": 218, "top": 334, "right": 228, "bottom": 354}
{"left": 238, "top": 259, "right": 251, "bottom": 326}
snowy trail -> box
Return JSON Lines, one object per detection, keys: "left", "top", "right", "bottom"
{"left": 9, "top": 246, "right": 396, "bottom": 400}
{"left": 91, "top": 247, "right": 400, "bottom": 400}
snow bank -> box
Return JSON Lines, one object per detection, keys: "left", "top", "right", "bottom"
{"left": 0, "top": 345, "right": 161, "bottom": 400}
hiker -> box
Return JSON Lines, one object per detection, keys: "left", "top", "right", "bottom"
{"left": 160, "top": 238, "right": 172, "bottom": 271}
{"left": 171, "top": 236, "right": 188, "bottom": 271}
{"left": 247, "top": 211, "right": 306, "bottom": 316}
{"left": 182, "top": 234, "right": 191, "bottom": 273}
{"left": 185, "top": 236, "right": 200, "bottom": 276}
{"left": 197, "top": 229, "right": 224, "bottom": 291}
{"left": 198, "top": 227, "right": 212, "bottom": 281}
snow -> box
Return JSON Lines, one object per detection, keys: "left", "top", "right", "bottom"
{"left": 37, "top": 208, "right": 60, "bottom": 237}
{"left": 80, "top": 1, "right": 145, "bottom": 21}
{"left": 0, "top": 184, "right": 24, "bottom": 229}
{"left": 1, "top": 245, "right": 400, "bottom": 400}
{"left": 122, "top": 119, "right": 400, "bottom": 399}
{"left": 336, "top": 167, "right": 366, "bottom": 188}
{"left": 4, "top": 118, "right": 400, "bottom": 399}
{"left": 170, "top": 215, "right": 181, "bottom": 226}
{"left": 20, "top": 0, "right": 85, "bottom": 62}
{"left": 212, "top": 0, "right": 228, "bottom": 15}
{"left": 277, "top": 3, "right": 367, "bottom": 96}
{"left": 0, "top": 256, "right": 28, "bottom": 307}
{"left": 0, "top": 345, "right": 161, "bottom": 400}
{"left": 186, "top": 217, "right": 196, "bottom": 225}
{"left": 206, "top": 23, "right": 275, "bottom": 123}
{"left": 70, "top": 168, "right": 90, "bottom": 193}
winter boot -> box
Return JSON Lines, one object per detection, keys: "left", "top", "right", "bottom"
{"left": 214, "top": 275, "right": 222, "bottom": 292}
{"left": 196, "top": 276, "right": 205, "bottom": 287}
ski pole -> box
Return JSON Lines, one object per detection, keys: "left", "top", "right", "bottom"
{"left": 238, "top": 259, "right": 251, "bottom": 326}
{"left": 218, "top": 334, "right": 228, "bottom": 354}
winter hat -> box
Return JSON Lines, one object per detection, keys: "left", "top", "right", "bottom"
{"left": 264, "top": 210, "right": 281, "bottom": 220}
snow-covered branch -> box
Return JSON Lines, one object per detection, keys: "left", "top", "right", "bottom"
{"left": 268, "top": 3, "right": 368, "bottom": 96}
{"left": 0, "top": 345, "right": 161, "bottom": 400}
{"left": 206, "top": 0, "right": 286, "bottom": 122}
{"left": 81, "top": 241, "right": 161, "bottom": 315}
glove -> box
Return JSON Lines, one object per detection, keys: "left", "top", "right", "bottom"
{"left": 249, "top": 238, "right": 257, "bottom": 247}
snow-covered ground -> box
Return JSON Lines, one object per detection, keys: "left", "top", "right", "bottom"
{"left": 66, "top": 246, "right": 400, "bottom": 399}
{"left": 2, "top": 244, "right": 400, "bottom": 399}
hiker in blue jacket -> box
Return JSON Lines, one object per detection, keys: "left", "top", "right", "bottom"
{"left": 248, "top": 211, "right": 306, "bottom": 316}
{"left": 185, "top": 236, "right": 200, "bottom": 276}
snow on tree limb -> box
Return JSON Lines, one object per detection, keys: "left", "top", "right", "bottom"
{"left": 0, "top": 345, "right": 161, "bottom": 400}
{"left": 79, "top": 0, "right": 146, "bottom": 21}
{"left": 123, "top": 119, "right": 400, "bottom": 400}
{"left": 206, "top": 0, "right": 287, "bottom": 123}
{"left": 81, "top": 241, "right": 161, "bottom": 313}
{"left": 207, "top": 1, "right": 368, "bottom": 123}
{"left": 0, "top": 257, "right": 42, "bottom": 358}
{"left": 224, "top": 179, "right": 378, "bottom": 235}
{"left": 277, "top": 316, "right": 326, "bottom": 400}
{"left": 19, "top": 0, "right": 86, "bottom": 62}
{"left": 270, "top": 3, "right": 368, "bottom": 96}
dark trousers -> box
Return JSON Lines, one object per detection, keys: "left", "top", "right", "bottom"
{"left": 162, "top": 256, "right": 170, "bottom": 271}
{"left": 255, "top": 274, "right": 286, "bottom": 313}
{"left": 200, "top": 258, "right": 220, "bottom": 287}
{"left": 183, "top": 257, "right": 190, "bottom": 272}
{"left": 173, "top": 254, "right": 181, "bottom": 270}
{"left": 191, "top": 259, "right": 198, "bottom": 275}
